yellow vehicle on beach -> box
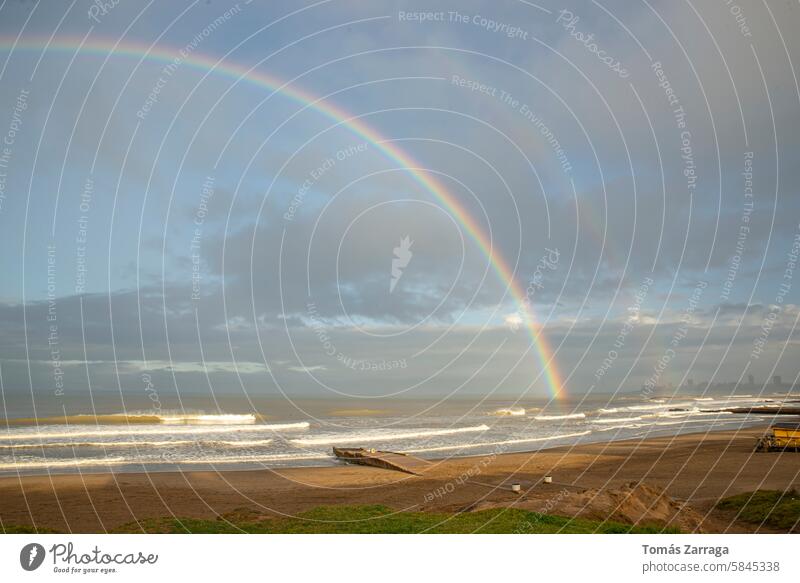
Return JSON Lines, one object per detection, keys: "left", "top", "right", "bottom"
{"left": 756, "top": 422, "right": 800, "bottom": 452}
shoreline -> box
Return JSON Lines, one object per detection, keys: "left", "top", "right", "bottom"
{"left": 1, "top": 422, "right": 798, "bottom": 533}
{"left": 0, "top": 414, "right": 767, "bottom": 478}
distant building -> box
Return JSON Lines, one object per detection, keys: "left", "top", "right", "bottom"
{"left": 773, "top": 375, "right": 782, "bottom": 386}
{"left": 748, "top": 374, "right": 754, "bottom": 385}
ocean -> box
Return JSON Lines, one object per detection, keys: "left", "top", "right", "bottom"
{"left": 0, "top": 391, "right": 788, "bottom": 475}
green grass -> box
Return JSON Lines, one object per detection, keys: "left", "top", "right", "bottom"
{"left": 717, "top": 489, "right": 800, "bottom": 531}
{"left": 1, "top": 524, "right": 60, "bottom": 534}
{"left": 108, "top": 504, "right": 678, "bottom": 534}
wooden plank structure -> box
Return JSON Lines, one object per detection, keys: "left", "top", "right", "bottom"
{"left": 332, "top": 447, "right": 432, "bottom": 475}
{"left": 755, "top": 422, "right": 800, "bottom": 452}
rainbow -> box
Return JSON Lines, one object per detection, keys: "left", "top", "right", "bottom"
{"left": 0, "top": 35, "right": 565, "bottom": 399}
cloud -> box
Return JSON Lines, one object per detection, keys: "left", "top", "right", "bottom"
{"left": 1, "top": 1, "right": 798, "bottom": 400}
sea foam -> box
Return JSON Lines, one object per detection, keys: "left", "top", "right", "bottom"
{"left": 534, "top": 413, "right": 585, "bottom": 421}
{"left": 405, "top": 430, "right": 592, "bottom": 453}
{"left": 490, "top": 407, "right": 526, "bottom": 416}
{"left": 0, "top": 421, "right": 309, "bottom": 441}
{"left": 290, "top": 424, "right": 490, "bottom": 446}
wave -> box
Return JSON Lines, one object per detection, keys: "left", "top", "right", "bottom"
{"left": 625, "top": 402, "right": 692, "bottom": 411}
{"left": 5, "top": 414, "right": 163, "bottom": 427}
{"left": 0, "top": 440, "right": 197, "bottom": 449}
{"left": 0, "top": 456, "right": 128, "bottom": 470}
{"left": 405, "top": 430, "right": 592, "bottom": 453}
{"left": 0, "top": 451, "right": 332, "bottom": 471}
{"left": 594, "top": 402, "right": 696, "bottom": 414}
{"left": 656, "top": 410, "right": 733, "bottom": 419}
{"left": 4, "top": 412, "right": 266, "bottom": 427}
{"left": 328, "top": 409, "right": 391, "bottom": 417}
{"left": 534, "top": 413, "right": 585, "bottom": 421}
{"left": 654, "top": 417, "right": 755, "bottom": 427}
{"left": 595, "top": 424, "right": 642, "bottom": 432}
{"left": 490, "top": 407, "right": 526, "bottom": 416}
{"left": 0, "top": 438, "right": 274, "bottom": 450}
{"left": 0, "top": 421, "right": 309, "bottom": 441}
{"left": 173, "top": 452, "right": 331, "bottom": 464}
{"left": 218, "top": 439, "right": 275, "bottom": 447}
{"left": 290, "top": 424, "right": 490, "bottom": 446}
{"left": 592, "top": 416, "right": 644, "bottom": 424}
{"left": 158, "top": 414, "right": 258, "bottom": 425}
{"left": 594, "top": 410, "right": 744, "bottom": 431}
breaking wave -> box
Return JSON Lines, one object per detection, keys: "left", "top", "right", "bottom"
{"left": 0, "top": 421, "right": 309, "bottom": 441}
{"left": 5, "top": 412, "right": 264, "bottom": 427}
{"left": 490, "top": 407, "right": 526, "bottom": 416}
{"left": 0, "top": 451, "right": 333, "bottom": 471}
{"left": 595, "top": 424, "right": 642, "bottom": 432}
{"left": 592, "top": 416, "right": 644, "bottom": 424}
{"left": 406, "top": 430, "right": 592, "bottom": 453}
{"left": 158, "top": 414, "right": 258, "bottom": 425}
{"left": 0, "top": 439, "right": 274, "bottom": 450}
{"left": 534, "top": 413, "right": 585, "bottom": 421}
{"left": 656, "top": 410, "right": 733, "bottom": 419}
{"left": 0, "top": 457, "right": 128, "bottom": 470}
{"left": 291, "top": 424, "right": 490, "bottom": 446}
{"left": 597, "top": 408, "right": 621, "bottom": 414}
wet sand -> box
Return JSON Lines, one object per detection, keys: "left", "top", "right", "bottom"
{"left": 1, "top": 425, "right": 798, "bottom": 533}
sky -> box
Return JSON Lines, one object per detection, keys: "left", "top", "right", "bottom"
{"left": 0, "top": 0, "right": 798, "bottom": 407}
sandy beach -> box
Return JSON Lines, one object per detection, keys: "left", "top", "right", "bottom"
{"left": 0, "top": 425, "right": 797, "bottom": 533}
